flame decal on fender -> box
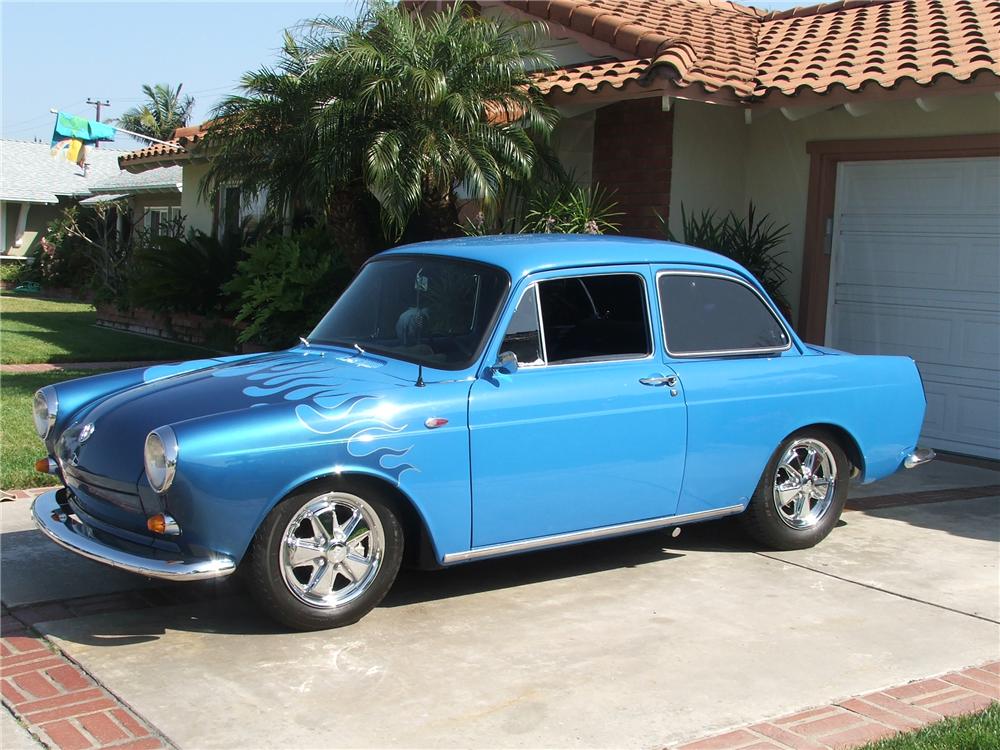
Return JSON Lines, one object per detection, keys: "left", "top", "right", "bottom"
{"left": 208, "top": 357, "right": 416, "bottom": 481}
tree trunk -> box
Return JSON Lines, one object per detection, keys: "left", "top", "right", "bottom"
{"left": 324, "top": 189, "right": 371, "bottom": 271}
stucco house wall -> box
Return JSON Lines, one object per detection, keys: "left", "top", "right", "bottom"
{"left": 179, "top": 162, "right": 215, "bottom": 235}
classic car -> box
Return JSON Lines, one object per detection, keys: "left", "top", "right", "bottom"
{"left": 31, "top": 235, "right": 934, "bottom": 630}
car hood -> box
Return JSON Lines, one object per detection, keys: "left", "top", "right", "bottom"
{"left": 58, "top": 348, "right": 418, "bottom": 485}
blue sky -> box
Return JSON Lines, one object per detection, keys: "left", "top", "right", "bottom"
{"left": 1, "top": 1, "right": 358, "bottom": 148}
{"left": 2, "top": 1, "right": 800, "bottom": 149}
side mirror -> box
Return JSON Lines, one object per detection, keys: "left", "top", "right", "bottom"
{"left": 491, "top": 350, "right": 519, "bottom": 376}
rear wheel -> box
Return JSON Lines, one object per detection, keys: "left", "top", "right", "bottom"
{"left": 247, "top": 483, "right": 404, "bottom": 630}
{"left": 741, "top": 429, "right": 849, "bottom": 550}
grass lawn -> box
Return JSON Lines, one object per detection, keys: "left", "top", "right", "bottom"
{"left": 861, "top": 703, "right": 1000, "bottom": 749}
{"left": 0, "top": 370, "right": 112, "bottom": 491}
{"left": 0, "top": 295, "right": 215, "bottom": 365}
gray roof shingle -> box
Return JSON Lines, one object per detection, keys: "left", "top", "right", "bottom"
{"left": 1, "top": 140, "right": 181, "bottom": 204}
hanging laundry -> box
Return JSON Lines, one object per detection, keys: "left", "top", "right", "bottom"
{"left": 50, "top": 111, "right": 116, "bottom": 165}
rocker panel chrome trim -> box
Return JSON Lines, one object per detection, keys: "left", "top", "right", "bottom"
{"left": 442, "top": 504, "right": 745, "bottom": 564}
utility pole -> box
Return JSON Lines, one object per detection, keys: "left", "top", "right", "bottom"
{"left": 86, "top": 98, "right": 110, "bottom": 147}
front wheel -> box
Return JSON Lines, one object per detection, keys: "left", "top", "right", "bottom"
{"left": 247, "top": 484, "right": 404, "bottom": 630}
{"left": 741, "top": 430, "right": 849, "bottom": 550}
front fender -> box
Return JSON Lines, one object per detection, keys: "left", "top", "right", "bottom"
{"left": 160, "top": 381, "right": 473, "bottom": 564}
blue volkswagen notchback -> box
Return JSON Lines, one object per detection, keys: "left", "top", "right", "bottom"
{"left": 31, "top": 235, "right": 933, "bottom": 629}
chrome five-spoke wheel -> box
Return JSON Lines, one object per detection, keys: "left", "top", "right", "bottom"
{"left": 772, "top": 438, "right": 837, "bottom": 530}
{"left": 280, "top": 492, "right": 385, "bottom": 608}
{"left": 742, "top": 429, "right": 849, "bottom": 551}
{"left": 249, "top": 483, "right": 404, "bottom": 630}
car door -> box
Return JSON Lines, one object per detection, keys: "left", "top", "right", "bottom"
{"left": 468, "top": 266, "right": 686, "bottom": 547}
{"left": 653, "top": 267, "right": 805, "bottom": 517}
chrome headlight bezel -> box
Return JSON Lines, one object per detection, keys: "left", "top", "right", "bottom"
{"left": 144, "top": 426, "right": 179, "bottom": 493}
{"left": 33, "top": 387, "right": 58, "bottom": 440}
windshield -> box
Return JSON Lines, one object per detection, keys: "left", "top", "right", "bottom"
{"left": 309, "top": 255, "right": 509, "bottom": 370}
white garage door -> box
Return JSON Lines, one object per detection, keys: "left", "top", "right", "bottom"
{"left": 828, "top": 157, "right": 1000, "bottom": 459}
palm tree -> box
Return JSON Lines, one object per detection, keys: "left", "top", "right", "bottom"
{"left": 204, "top": 27, "right": 376, "bottom": 267}
{"left": 203, "top": 2, "right": 556, "bottom": 265}
{"left": 117, "top": 83, "right": 195, "bottom": 141}
{"left": 322, "top": 2, "right": 557, "bottom": 238}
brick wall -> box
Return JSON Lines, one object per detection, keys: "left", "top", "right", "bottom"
{"left": 95, "top": 304, "right": 234, "bottom": 348}
{"left": 592, "top": 97, "right": 673, "bottom": 238}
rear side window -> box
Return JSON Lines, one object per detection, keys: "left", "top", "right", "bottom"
{"left": 659, "top": 273, "right": 789, "bottom": 356}
{"left": 538, "top": 274, "right": 650, "bottom": 363}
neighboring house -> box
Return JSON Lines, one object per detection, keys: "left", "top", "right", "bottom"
{"left": 119, "top": 0, "right": 1000, "bottom": 459}
{"left": 0, "top": 139, "right": 182, "bottom": 258}
{"left": 118, "top": 124, "right": 265, "bottom": 242}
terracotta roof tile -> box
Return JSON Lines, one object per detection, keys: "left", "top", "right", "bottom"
{"left": 531, "top": 56, "right": 678, "bottom": 94}
{"left": 753, "top": 0, "right": 1000, "bottom": 95}
{"left": 514, "top": 0, "right": 1000, "bottom": 100}
{"left": 118, "top": 125, "right": 210, "bottom": 169}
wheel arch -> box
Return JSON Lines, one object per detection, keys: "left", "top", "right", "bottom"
{"left": 791, "top": 423, "right": 865, "bottom": 480}
{"left": 266, "top": 471, "right": 442, "bottom": 570}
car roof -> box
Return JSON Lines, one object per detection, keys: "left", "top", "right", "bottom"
{"left": 379, "top": 234, "right": 750, "bottom": 281}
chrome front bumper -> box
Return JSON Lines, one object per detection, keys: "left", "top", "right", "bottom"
{"left": 32, "top": 490, "right": 236, "bottom": 581}
{"left": 903, "top": 447, "right": 936, "bottom": 469}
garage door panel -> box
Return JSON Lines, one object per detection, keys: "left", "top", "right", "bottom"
{"left": 840, "top": 159, "right": 1000, "bottom": 213}
{"left": 921, "top": 381, "right": 1000, "bottom": 459}
{"left": 832, "top": 304, "right": 1000, "bottom": 371}
{"left": 837, "top": 215, "right": 1000, "bottom": 236}
{"left": 830, "top": 157, "right": 1000, "bottom": 458}
{"left": 833, "top": 233, "right": 1000, "bottom": 294}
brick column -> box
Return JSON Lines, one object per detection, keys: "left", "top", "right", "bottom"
{"left": 592, "top": 97, "right": 673, "bottom": 238}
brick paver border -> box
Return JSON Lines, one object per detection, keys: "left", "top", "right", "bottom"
{"left": 674, "top": 662, "right": 1000, "bottom": 749}
{"left": 1, "top": 608, "right": 173, "bottom": 750}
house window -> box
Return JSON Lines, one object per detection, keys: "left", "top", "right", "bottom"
{"left": 218, "top": 186, "right": 268, "bottom": 241}
{"left": 658, "top": 273, "right": 790, "bottom": 357}
{"left": 219, "top": 187, "right": 241, "bottom": 241}
{"left": 145, "top": 206, "right": 181, "bottom": 237}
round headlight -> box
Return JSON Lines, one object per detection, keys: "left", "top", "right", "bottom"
{"left": 33, "top": 388, "right": 58, "bottom": 439}
{"left": 144, "top": 426, "right": 178, "bottom": 493}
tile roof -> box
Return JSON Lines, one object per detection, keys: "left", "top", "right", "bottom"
{"left": 511, "top": 0, "right": 1000, "bottom": 101}
{"left": 118, "top": 124, "right": 209, "bottom": 171}
{"left": 1, "top": 140, "right": 180, "bottom": 204}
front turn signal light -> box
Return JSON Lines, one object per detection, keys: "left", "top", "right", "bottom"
{"left": 146, "top": 513, "right": 180, "bottom": 536}
{"left": 34, "top": 457, "right": 58, "bottom": 474}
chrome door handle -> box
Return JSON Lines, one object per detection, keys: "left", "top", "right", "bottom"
{"left": 639, "top": 375, "right": 678, "bottom": 387}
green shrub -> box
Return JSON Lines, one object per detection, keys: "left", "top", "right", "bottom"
{"left": 26, "top": 235, "right": 96, "bottom": 291}
{"left": 128, "top": 231, "right": 241, "bottom": 315}
{"left": 660, "top": 203, "right": 791, "bottom": 314}
{"left": 461, "top": 179, "right": 622, "bottom": 237}
{"left": 224, "top": 229, "right": 353, "bottom": 348}
{"left": 0, "top": 260, "right": 27, "bottom": 284}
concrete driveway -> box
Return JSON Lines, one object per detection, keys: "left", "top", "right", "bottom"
{"left": 2, "top": 458, "right": 998, "bottom": 749}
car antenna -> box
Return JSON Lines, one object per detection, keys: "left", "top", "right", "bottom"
{"left": 299, "top": 336, "right": 310, "bottom": 347}
{"left": 353, "top": 343, "right": 365, "bottom": 356}
{"left": 416, "top": 364, "right": 426, "bottom": 387}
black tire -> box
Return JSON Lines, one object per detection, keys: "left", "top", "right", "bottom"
{"left": 741, "top": 428, "right": 850, "bottom": 551}
{"left": 246, "top": 481, "right": 404, "bottom": 631}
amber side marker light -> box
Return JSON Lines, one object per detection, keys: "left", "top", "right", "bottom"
{"left": 35, "top": 457, "right": 57, "bottom": 474}
{"left": 146, "top": 513, "right": 181, "bottom": 536}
